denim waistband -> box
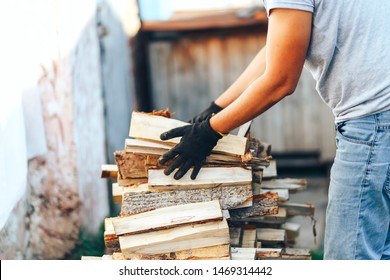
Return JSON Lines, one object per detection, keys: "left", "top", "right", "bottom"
{"left": 336, "top": 110, "right": 390, "bottom": 127}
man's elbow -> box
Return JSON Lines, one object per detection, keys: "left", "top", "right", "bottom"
{"left": 274, "top": 76, "right": 299, "bottom": 99}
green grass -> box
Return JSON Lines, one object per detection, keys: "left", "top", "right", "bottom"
{"left": 64, "top": 221, "right": 106, "bottom": 260}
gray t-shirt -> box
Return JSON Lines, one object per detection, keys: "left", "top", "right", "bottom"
{"left": 263, "top": 0, "right": 390, "bottom": 123}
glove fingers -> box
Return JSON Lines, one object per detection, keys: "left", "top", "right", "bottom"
{"left": 191, "top": 160, "right": 204, "bottom": 180}
{"left": 158, "top": 147, "right": 179, "bottom": 165}
{"left": 160, "top": 126, "right": 188, "bottom": 141}
{"left": 164, "top": 155, "right": 186, "bottom": 176}
{"left": 174, "top": 160, "right": 194, "bottom": 180}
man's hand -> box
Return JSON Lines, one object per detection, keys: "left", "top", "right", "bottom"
{"left": 158, "top": 116, "right": 222, "bottom": 180}
{"left": 189, "top": 101, "right": 223, "bottom": 123}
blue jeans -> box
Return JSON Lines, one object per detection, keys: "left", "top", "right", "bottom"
{"left": 324, "top": 111, "right": 390, "bottom": 259}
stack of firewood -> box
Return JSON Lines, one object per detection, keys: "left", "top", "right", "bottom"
{"left": 84, "top": 109, "right": 315, "bottom": 260}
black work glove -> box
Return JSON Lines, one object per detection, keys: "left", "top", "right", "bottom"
{"left": 158, "top": 116, "right": 223, "bottom": 180}
{"left": 189, "top": 101, "right": 223, "bottom": 123}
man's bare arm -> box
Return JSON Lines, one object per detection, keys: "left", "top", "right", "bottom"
{"left": 215, "top": 46, "right": 266, "bottom": 108}
{"left": 210, "top": 8, "right": 312, "bottom": 133}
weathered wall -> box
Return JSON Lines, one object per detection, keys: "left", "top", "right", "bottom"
{"left": 0, "top": 0, "right": 139, "bottom": 259}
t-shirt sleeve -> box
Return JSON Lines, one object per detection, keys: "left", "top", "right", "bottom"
{"left": 263, "top": 0, "right": 314, "bottom": 16}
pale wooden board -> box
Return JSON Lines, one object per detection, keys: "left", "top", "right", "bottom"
{"left": 278, "top": 202, "right": 315, "bottom": 217}
{"left": 256, "top": 248, "right": 282, "bottom": 260}
{"left": 282, "top": 248, "right": 312, "bottom": 260}
{"left": 129, "top": 111, "right": 247, "bottom": 156}
{"left": 241, "top": 228, "right": 257, "bottom": 248}
{"left": 120, "top": 183, "right": 253, "bottom": 215}
{"left": 112, "top": 183, "right": 123, "bottom": 204}
{"left": 261, "top": 178, "right": 308, "bottom": 192}
{"left": 112, "top": 200, "right": 223, "bottom": 236}
{"left": 228, "top": 192, "right": 278, "bottom": 219}
{"left": 124, "top": 138, "right": 249, "bottom": 165}
{"left": 119, "top": 219, "right": 230, "bottom": 255}
{"left": 100, "top": 164, "right": 118, "bottom": 179}
{"left": 256, "top": 228, "right": 286, "bottom": 246}
{"left": 148, "top": 167, "right": 252, "bottom": 190}
{"left": 261, "top": 160, "right": 277, "bottom": 178}
{"left": 260, "top": 188, "right": 289, "bottom": 202}
{"left": 125, "top": 138, "right": 173, "bottom": 155}
{"left": 230, "top": 247, "right": 256, "bottom": 260}
{"left": 104, "top": 218, "right": 120, "bottom": 251}
{"left": 118, "top": 244, "right": 230, "bottom": 260}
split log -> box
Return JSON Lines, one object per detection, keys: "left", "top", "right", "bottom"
{"left": 229, "top": 192, "right": 278, "bottom": 219}
{"left": 112, "top": 200, "right": 223, "bottom": 236}
{"left": 120, "top": 183, "right": 253, "bottom": 216}
{"left": 256, "top": 248, "right": 282, "bottom": 260}
{"left": 261, "top": 178, "right": 308, "bottom": 192}
{"left": 104, "top": 218, "right": 120, "bottom": 252}
{"left": 279, "top": 202, "right": 315, "bottom": 217}
{"left": 241, "top": 228, "right": 257, "bottom": 248}
{"left": 148, "top": 167, "right": 252, "bottom": 191}
{"left": 124, "top": 138, "right": 270, "bottom": 168}
{"left": 281, "top": 248, "right": 312, "bottom": 260}
{"left": 114, "top": 151, "right": 150, "bottom": 179}
{"left": 260, "top": 189, "right": 289, "bottom": 202}
{"left": 230, "top": 247, "right": 256, "bottom": 260}
{"left": 281, "top": 222, "right": 301, "bottom": 243}
{"left": 261, "top": 160, "right": 277, "bottom": 178}
{"left": 129, "top": 111, "right": 248, "bottom": 156}
{"left": 119, "top": 218, "right": 230, "bottom": 256}
{"left": 256, "top": 228, "right": 286, "bottom": 247}
{"left": 100, "top": 164, "right": 118, "bottom": 179}
{"left": 116, "top": 244, "right": 230, "bottom": 260}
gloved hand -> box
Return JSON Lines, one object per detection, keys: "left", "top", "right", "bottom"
{"left": 189, "top": 101, "right": 223, "bottom": 123}
{"left": 158, "top": 116, "right": 223, "bottom": 180}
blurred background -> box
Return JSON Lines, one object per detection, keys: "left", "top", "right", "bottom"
{"left": 0, "top": 0, "right": 334, "bottom": 259}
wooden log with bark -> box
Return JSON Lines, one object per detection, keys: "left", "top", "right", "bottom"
{"left": 120, "top": 183, "right": 253, "bottom": 216}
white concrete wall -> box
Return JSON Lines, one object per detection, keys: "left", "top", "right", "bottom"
{"left": 0, "top": 0, "right": 138, "bottom": 259}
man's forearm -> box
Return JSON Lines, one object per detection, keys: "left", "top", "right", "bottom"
{"left": 210, "top": 73, "right": 295, "bottom": 134}
{"left": 215, "top": 46, "right": 267, "bottom": 108}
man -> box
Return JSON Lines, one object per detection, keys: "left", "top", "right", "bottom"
{"left": 158, "top": 0, "right": 390, "bottom": 260}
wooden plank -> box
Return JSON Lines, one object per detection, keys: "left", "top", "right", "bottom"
{"left": 281, "top": 222, "right": 301, "bottom": 243}
{"left": 129, "top": 111, "right": 248, "bottom": 156}
{"left": 148, "top": 167, "right": 252, "bottom": 191}
{"left": 120, "top": 183, "right": 253, "bottom": 216}
{"left": 260, "top": 188, "right": 289, "bottom": 202}
{"left": 279, "top": 202, "right": 315, "bottom": 217}
{"left": 261, "top": 178, "right": 308, "bottom": 192}
{"left": 112, "top": 200, "right": 223, "bottom": 236}
{"left": 100, "top": 164, "right": 118, "bottom": 179}
{"left": 117, "top": 177, "right": 147, "bottom": 186}
{"left": 119, "top": 219, "right": 230, "bottom": 255}
{"left": 118, "top": 244, "right": 230, "bottom": 260}
{"left": 104, "top": 218, "right": 120, "bottom": 252}
{"left": 281, "top": 248, "right": 312, "bottom": 260}
{"left": 114, "top": 150, "right": 148, "bottom": 179}
{"left": 241, "top": 228, "right": 257, "bottom": 248}
{"left": 234, "top": 208, "right": 287, "bottom": 225}
{"left": 256, "top": 228, "right": 286, "bottom": 247}
{"left": 230, "top": 247, "right": 256, "bottom": 260}
{"left": 112, "top": 183, "right": 123, "bottom": 204}
{"left": 124, "top": 138, "right": 262, "bottom": 166}
{"left": 262, "top": 160, "right": 277, "bottom": 178}
{"left": 229, "top": 192, "right": 278, "bottom": 219}
{"left": 256, "top": 248, "right": 282, "bottom": 260}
